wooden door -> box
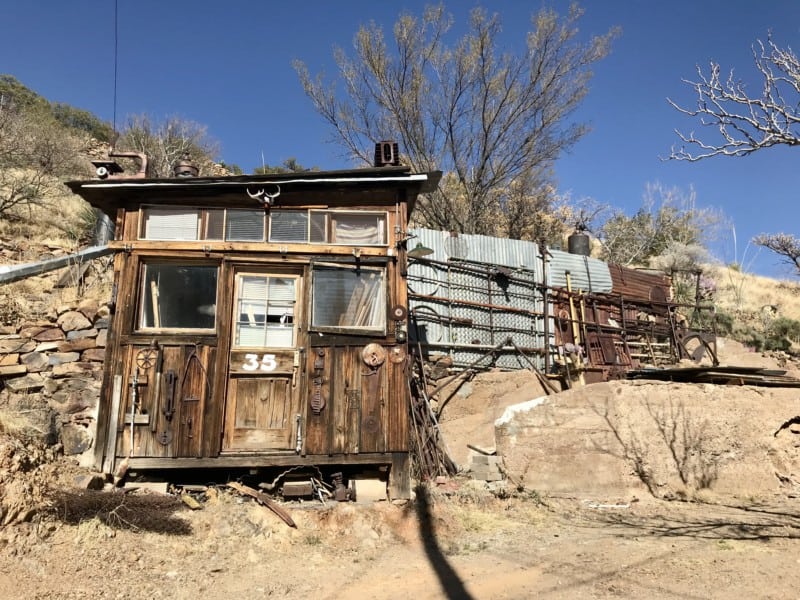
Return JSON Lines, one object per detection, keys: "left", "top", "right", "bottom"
{"left": 223, "top": 269, "right": 303, "bottom": 452}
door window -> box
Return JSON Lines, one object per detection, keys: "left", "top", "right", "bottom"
{"left": 234, "top": 274, "right": 297, "bottom": 347}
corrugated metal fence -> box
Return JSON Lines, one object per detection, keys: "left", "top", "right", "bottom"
{"left": 407, "top": 228, "right": 613, "bottom": 371}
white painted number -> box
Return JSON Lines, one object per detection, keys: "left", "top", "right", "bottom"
{"left": 242, "top": 353, "right": 277, "bottom": 372}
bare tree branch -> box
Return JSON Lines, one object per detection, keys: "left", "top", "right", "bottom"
{"left": 669, "top": 35, "right": 800, "bottom": 161}
{"left": 294, "top": 3, "right": 617, "bottom": 237}
{"left": 115, "top": 115, "right": 219, "bottom": 178}
{"left": 753, "top": 233, "right": 800, "bottom": 274}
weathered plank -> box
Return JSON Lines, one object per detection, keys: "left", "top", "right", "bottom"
{"left": 227, "top": 482, "right": 296, "bottom": 528}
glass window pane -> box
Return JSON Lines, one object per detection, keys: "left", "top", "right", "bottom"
{"left": 139, "top": 264, "right": 217, "bottom": 330}
{"left": 332, "top": 213, "right": 385, "bottom": 244}
{"left": 310, "top": 211, "right": 327, "bottom": 243}
{"left": 269, "top": 211, "right": 308, "bottom": 242}
{"left": 311, "top": 267, "right": 385, "bottom": 330}
{"left": 142, "top": 208, "right": 199, "bottom": 240}
{"left": 234, "top": 275, "right": 296, "bottom": 347}
{"left": 204, "top": 209, "right": 224, "bottom": 240}
{"left": 226, "top": 209, "right": 264, "bottom": 241}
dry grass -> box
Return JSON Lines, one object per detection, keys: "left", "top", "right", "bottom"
{"left": 711, "top": 264, "right": 800, "bottom": 320}
{"left": 0, "top": 188, "right": 92, "bottom": 253}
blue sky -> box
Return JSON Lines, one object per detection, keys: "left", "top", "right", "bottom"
{"left": 3, "top": 1, "right": 800, "bottom": 277}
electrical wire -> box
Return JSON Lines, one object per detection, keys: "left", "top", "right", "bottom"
{"left": 112, "top": 0, "right": 119, "bottom": 138}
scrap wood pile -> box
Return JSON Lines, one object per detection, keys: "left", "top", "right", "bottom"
{"left": 627, "top": 365, "right": 800, "bottom": 387}
{"left": 407, "top": 352, "right": 458, "bottom": 481}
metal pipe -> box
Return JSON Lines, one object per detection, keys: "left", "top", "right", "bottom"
{"left": 410, "top": 293, "right": 544, "bottom": 316}
{"left": 0, "top": 245, "right": 112, "bottom": 284}
{"left": 108, "top": 150, "right": 148, "bottom": 178}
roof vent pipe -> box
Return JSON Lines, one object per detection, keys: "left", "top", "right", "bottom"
{"left": 374, "top": 141, "right": 400, "bottom": 167}
{"left": 173, "top": 153, "right": 199, "bottom": 177}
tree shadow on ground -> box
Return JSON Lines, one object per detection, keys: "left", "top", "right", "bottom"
{"left": 414, "top": 483, "right": 474, "bottom": 600}
{"left": 581, "top": 501, "right": 800, "bottom": 541}
{"left": 48, "top": 489, "right": 192, "bottom": 535}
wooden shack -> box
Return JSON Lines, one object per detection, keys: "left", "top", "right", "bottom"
{"left": 67, "top": 158, "right": 441, "bottom": 499}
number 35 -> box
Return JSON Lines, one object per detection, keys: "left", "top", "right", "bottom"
{"left": 242, "top": 353, "right": 277, "bottom": 372}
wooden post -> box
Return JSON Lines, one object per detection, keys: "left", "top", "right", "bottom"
{"left": 102, "top": 375, "right": 123, "bottom": 474}
{"left": 389, "top": 452, "right": 411, "bottom": 500}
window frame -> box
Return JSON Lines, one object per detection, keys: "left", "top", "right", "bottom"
{"left": 309, "top": 209, "right": 388, "bottom": 246}
{"left": 134, "top": 260, "right": 220, "bottom": 335}
{"left": 309, "top": 263, "right": 387, "bottom": 335}
{"left": 231, "top": 271, "right": 301, "bottom": 349}
{"left": 138, "top": 206, "right": 389, "bottom": 247}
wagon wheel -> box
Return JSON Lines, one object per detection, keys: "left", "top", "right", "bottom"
{"left": 677, "top": 332, "right": 718, "bottom": 366}
{"left": 135, "top": 347, "right": 158, "bottom": 370}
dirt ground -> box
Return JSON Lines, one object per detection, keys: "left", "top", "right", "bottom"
{"left": 2, "top": 338, "right": 800, "bottom": 599}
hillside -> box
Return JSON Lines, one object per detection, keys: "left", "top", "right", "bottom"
{"left": 2, "top": 76, "right": 800, "bottom": 600}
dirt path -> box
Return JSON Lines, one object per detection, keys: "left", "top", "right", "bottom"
{"left": 1, "top": 482, "right": 798, "bottom": 599}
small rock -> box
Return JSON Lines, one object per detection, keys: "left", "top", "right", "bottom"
{"left": 34, "top": 341, "right": 61, "bottom": 352}
{"left": 5, "top": 373, "right": 44, "bottom": 392}
{"left": 52, "top": 362, "right": 95, "bottom": 377}
{"left": 82, "top": 348, "right": 106, "bottom": 362}
{"left": 66, "top": 328, "right": 98, "bottom": 341}
{"left": 61, "top": 424, "right": 93, "bottom": 455}
{"left": 57, "top": 337, "right": 96, "bottom": 352}
{"left": 74, "top": 474, "right": 105, "bottom": 490}
{"left": 0, "top": 338, "right": 36, "bottom": 353}
{"left": 21, "top": 351, "right": 48, "bottom": 372}
{"left": 77, "top": 299, "right": 100, "bottom": 321}
{"left": 48, "top": 352, "right": 81, "bottom": 366}
{"left": 0, "top": 353, "right": 20, "bottom": 366}
{"left": 57, "top": 311, "right": 92, "bottom": 332}
{"left": 33, "top": 328, "right": 65, "bottom": 342}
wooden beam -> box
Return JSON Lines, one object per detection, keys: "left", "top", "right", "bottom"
{"left": 126, "top": 451, "right": 400, "bottom": 470}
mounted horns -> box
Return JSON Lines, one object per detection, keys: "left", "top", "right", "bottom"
{"left": 246, "top": 184, "right": 281, "bottom": 206}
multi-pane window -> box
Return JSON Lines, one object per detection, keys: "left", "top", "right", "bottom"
{"left": 140, "top": 207, "right": 387, "bottom": 246}
{"left": 310, "top": 265, "right": 385, "bottom": 333}
{"left": 234, "top": 275, "right": 297, "bottom": 347}
{"left": 138, "top": 264, "right": 217, "bottom": 331}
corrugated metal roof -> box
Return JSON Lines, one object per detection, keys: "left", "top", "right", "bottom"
{"left": 546, "top": 249, "right": 613, "bottom": 293}
{"left": 408, "top": 228, "right": 543, "bottom": 278}
{"left": 608, "top": 264, "right": 672, "bottom": 302}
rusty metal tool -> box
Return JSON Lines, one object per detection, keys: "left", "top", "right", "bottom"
{"left": 163, "top": 370, "right": 177, "bottom": 421}
{"left": 150, "top": 342, "right": 163, "bottom": 433}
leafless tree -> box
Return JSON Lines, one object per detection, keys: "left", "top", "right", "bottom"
{"left": 295, "top": 3, "right": 617, "bottom": 237}
{"left": 752, "top": 233, "right": 800, "bottom": 274}
{"left": 669, "top": 35, "right": 800, "bottom": 161}
{"left": 668, "top": 36, "right": 800, "bottom": 277}
{"left": 0, "top": 107, "right": 84, "bottom": 216}
{"left": 115, "top": 115, "right": 219, "bottom": 178}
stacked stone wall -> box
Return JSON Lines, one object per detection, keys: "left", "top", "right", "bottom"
{"left": 0, "top": 298, "right": 109, "bottom": 466}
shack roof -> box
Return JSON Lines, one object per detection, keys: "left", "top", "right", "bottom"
{"left": 67, "top": 165, "right": 442, "bottom": 217}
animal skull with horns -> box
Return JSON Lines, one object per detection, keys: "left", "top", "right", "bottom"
{"left": 246, "top": 184, "right": 281, "bottom": 207}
